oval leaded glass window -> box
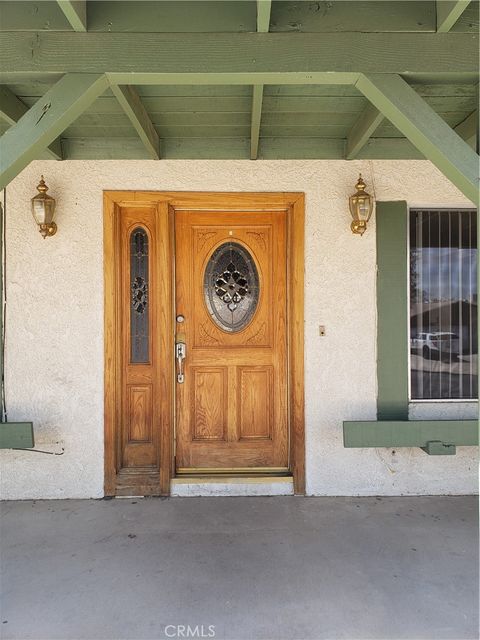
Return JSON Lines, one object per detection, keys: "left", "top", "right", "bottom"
{"left": 130, "top": 227, "right": 149, "bottom": 363}
{"left": 204, "top": 242, "right": 259, "bottom": 332}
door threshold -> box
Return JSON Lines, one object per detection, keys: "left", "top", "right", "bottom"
{"left": 173, "top": 474, "right": 292, "bottom": 483}
{"left": 176, "top": 467, "right": 290, "bottom": 475}
{"left": 170, "top": 475, "right": 294, "bottom": 496}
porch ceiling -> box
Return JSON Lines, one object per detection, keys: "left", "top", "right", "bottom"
{"left": 0, "top": 1, "right": 478, "bottom": 168}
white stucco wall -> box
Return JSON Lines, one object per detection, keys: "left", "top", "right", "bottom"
{"left": 0, "top": 159, "right": 477, "bottom": 499}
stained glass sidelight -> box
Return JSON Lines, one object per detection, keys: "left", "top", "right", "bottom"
{"left": 204, "top": 242, "right": 259, "bottom": 332}
{"left": 130, "top": 227, "right": 149, "bottom": 363}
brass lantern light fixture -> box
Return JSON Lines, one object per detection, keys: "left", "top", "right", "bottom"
{"left": 349, "top": 174, "right": 374, "bottom": 236}
{"left": 31, "top": 176, "right": 57, "bottom": 238}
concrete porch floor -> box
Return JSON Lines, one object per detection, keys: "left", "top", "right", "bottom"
{"left": 0, "top": 496, "right": 478, "bottom": 640}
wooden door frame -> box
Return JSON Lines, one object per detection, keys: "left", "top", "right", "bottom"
{"left": 104, "top": 191, "right": 305, "bottom": 495}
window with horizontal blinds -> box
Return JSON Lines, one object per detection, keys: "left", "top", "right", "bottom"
{"left": 409, "top": 209, "right": 477, "bottom": 400}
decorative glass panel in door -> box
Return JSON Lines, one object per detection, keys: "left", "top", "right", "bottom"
{"left": 130, "top": 227, "right": 149, "bottom": 363}
{"left": 204, "top": 242, "right": 259, "bottom": 332}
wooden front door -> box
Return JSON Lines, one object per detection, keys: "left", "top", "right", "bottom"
{"left": 104, "top": 192, "right": 305, "bottom": 496}
{"left": 175, "top": 210, "right": 288, "bottom": 472}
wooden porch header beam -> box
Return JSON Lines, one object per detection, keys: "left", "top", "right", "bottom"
{"left": 0, "top": 32, "right": 477, "bottom": 78}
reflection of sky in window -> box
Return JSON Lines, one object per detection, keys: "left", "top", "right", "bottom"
{"left": 412, "top": 248, "right": 477, "bottom": 302}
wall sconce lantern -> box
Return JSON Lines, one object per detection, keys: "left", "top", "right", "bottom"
{"left": 349, "top": 174, "right": 374, "bottom": 236}
{"left": 31, "top": 176, "right": 57, "bottom": 238}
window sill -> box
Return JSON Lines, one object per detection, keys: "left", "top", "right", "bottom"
{"left": 0, "top": 422, "right": 34, "bottom": 449}
{"left": 343, "top": 420, "right": 478, "bottom": 455}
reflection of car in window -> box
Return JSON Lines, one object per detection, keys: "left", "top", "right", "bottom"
{"left": 410, "top": 332, "right": 460, "bottom": 360}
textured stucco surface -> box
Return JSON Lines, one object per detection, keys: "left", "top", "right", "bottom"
{"left": 0, "top": 159, "right": 477, "bottom": 499}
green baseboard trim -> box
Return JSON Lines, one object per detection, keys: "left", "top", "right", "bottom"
{"left": 0, "top": 422, "right": 34, "bottom": 448}
{"left": 343, "top": 420, "right": 478, "bottom": 452}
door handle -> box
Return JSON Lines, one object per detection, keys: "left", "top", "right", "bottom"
{"left": 176, "top": 333, "right": 186, "bottom": 384}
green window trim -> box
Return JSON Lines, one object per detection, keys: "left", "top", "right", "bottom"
{"left": 343, "top": 201, "right": 479, "bottom": 455}
{"left": 376, "top": 201, "right": 409, "bottom": 420}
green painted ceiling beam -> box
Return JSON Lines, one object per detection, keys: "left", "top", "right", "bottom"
{"left": 356, "top": 73, "right": 480, "bottom": 206}
{"left": 345, "top": 103, "right": 384, "bottom": 160}
{"left": 0, "top": 86, "right": 62, "bottom": 160}
{"left": 61, "top": 136, "right": 425, "bottom": 161}
{"left": 0, "top": 73, "right": 108, "bottom": 190}
{"left": 110, "top": 85, "right": 160, "bottom": 159}
{"left": 437, "top": 0, "right": 472, "bottom": 32}
{"left": 250, "top": 1, "right": 271, "bottom": 160}
{"left": 57, "top": 1, "right": 87, "bottom": 32}
{"left": 0, "top": 32, "right": 477, "bottom": 77}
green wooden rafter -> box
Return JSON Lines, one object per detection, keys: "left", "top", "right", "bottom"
{"left": 437, "top": 0, "right": 472, "bottom": 32}
{"left": 56, "top": 1, "right": 87, "bottom": 32}
{"left": 356, "top": 74, "right": 480, "bottom": 205}
{"left": 250, "top": 0, "right": 272, "bottom": 160}
{"left": 0, "top": 86, "right": 62, "bottom": 161}
{"left": 0, "top": 74, "right": 108, "bottom": 191}
{"left": 454, "top": 109, "right": 478, "bottom": 149}
{"left": 345, "top": 103, "right": 384, "bottom": 160}
{"left": 110, "top": 85, "right": 160, "bottom": 159}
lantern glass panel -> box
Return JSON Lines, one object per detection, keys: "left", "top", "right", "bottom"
{"left": 31, "top": 195, "right": 56, "bottom": 225}
{"left": 358, "top": 197, "right": 371, "bottom": 220}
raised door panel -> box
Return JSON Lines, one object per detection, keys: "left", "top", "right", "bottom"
{"left": 128, "top": 385, "right": 153, "bottom": 443}
{"left": 238, "top": 367, "right": 273, "bottom": 441}
{"left": 192, "top": 367, "right": 228, "bottom": 442}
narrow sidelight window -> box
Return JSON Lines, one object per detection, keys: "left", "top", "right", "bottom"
{"left": 130, "top": 227, "right": 149, "bottom": 363}
{"left": 409, "top": 209, "right": 477, "bottom": 400}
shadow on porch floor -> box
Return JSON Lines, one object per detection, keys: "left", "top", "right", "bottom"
{"left": 0, "top": 496, "right": 478, "bottom": 640}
